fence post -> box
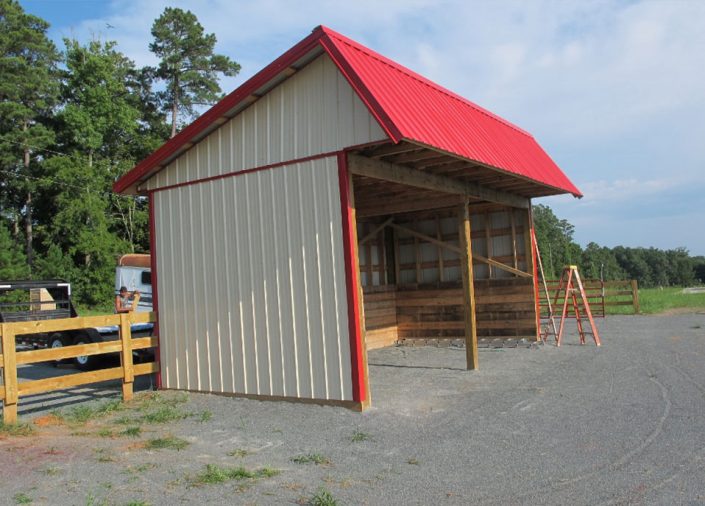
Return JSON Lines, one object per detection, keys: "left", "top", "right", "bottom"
{"left": 1, "top": 324, "right": 18, "bottom": 424}
{"left": 631, "top": 280, "right": 640, "bottom": 314}
{"left": 119, "top": 313, "right": 134, "bottom": 402}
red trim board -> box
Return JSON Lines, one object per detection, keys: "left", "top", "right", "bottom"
{"left": 336, "top": 151, "right": 366, "bottom": 403}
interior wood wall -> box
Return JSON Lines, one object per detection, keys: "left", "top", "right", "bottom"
{"left": 359, "top": 205, "right": 538, "bottom": 348}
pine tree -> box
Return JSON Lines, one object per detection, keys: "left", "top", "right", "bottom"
{"left": 0, "top": 0, "right": 60, "bottom": 270}
{"left": 149, "top": 7, "right": 240, "bottom": 137}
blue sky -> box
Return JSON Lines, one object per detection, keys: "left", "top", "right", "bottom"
{"left": 20, "top": 0, "right": 705, "bottom": 255}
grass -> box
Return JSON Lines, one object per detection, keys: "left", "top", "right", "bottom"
{"left": 13, "top": 492, "right": 32, "bottom": 505}
{"left": 58, "top": 398, "right": 124, "bottom": 425}
{"left": 227, "top": 448, "right": 250, "bottom": 458}
{"left": 351, "top": 430, "right": 370, "bottom": 443}
{"left": 0, "top": 422, "right": 34, "bottom": 437}
{"left": 190, "top": 464, "right": 279, "bottom": 486}
{"left": 121, "top": 426, "right": 142, "bottom": 437}
{"left": 291, "top": 453, "right": 330, "bottom": 465}
{"left": 141, "top": 405, "right": 187, "bottom": 424}
{"left": 636, "top": 287, "right": 705, "bottom": 314}
{"left": 145, "top": 436, "right": 189, "bottom": 450}
{"left": 308, "top": 487, "right": 338, "bottom": 506}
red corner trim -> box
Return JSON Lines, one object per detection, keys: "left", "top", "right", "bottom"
{"left": 148, "top": 191, "right": 162, "bottom": 389}
{"left": 337, "top": 151, "right": 366, "bottom": 403}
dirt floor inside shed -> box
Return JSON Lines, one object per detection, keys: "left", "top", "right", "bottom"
{"left": 2, "top": 313, "right": 705, "bottom": 505}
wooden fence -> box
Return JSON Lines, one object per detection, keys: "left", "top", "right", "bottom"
{"left": 539, "top": 279, "right": 639, "bottom": 318}
{"left": 0, "top": 312, "right": 158, "bottom": 424}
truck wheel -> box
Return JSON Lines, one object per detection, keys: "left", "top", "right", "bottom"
{"left": 73, "top": 333, "right": 100, "bottom": 371}
{"left": 48, "top": 333, "right": 69, "bottom": 367}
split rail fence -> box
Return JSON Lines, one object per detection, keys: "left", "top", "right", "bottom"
{"left": 0, "top": 312, "right": 158, "bottom": 424}
{"left": 539, "top": 279, "right": 639, "bottom": 318}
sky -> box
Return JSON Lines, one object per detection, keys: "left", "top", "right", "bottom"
{"left": 19, "top": 0, "right": 705, "bottom": 255}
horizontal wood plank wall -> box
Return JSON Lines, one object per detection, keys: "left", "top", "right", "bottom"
{"left": 362, "top": 285, "right": 398, "bottom": 350}
{"left": 395, "top": 278, "right": 536, "bottom": 342}
{"left": 357, "top": 205, "right": 537, "bottom": 344}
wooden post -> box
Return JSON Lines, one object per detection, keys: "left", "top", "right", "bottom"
{"left": 525, "top": 206, "right": 541, "bottom": 342}
{"left": 631, "top": 279, "right": 640, "bottom": 314}
{"left": 1, "top": 324, "right": 18, "bottom": 424}
{"left": 459, "top": 200, "right": 478, "bottom": 370}
{"left": 119, "top": 313, "right": 134, "bottom": 402}
{"left": 436, "top": 215, "right": 445, "bottom": 282}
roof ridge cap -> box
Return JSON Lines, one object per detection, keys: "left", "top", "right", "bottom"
{"left": 322, "top": 27, "right": 533, "bottom": 139}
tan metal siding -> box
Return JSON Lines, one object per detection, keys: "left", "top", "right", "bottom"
{"left": 144, "top": 54, "right": 386, "bottom": 191}
{"left": 153, "top": 156, "right": 353, "bottom": 401}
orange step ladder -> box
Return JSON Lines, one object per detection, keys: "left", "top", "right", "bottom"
{"left": 554, "top": 265, "right": 601, "bottom": 347}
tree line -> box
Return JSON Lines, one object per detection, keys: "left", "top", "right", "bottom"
{"left": 0, "top": 1, "right": 238, "bottom": 306}
{"left": 1, "top": 1, "right": 700, "bottom": 309}
{"left": 532, "top": 204, "right": 704, "bottom": 287}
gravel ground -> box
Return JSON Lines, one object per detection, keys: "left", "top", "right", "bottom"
{"left": 2, "top": 313, "right": 705, "bottom": 505}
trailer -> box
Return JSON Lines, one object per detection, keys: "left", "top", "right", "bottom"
{"left": 0, "top": 279, "right": 153, "bottom": 370}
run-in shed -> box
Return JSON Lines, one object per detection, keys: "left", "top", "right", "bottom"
{"left": 114, "top": 26, "right": 581, "bottom": 410}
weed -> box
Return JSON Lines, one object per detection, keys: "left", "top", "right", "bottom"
{"left": 121, "top": 426, "right": 142, "bottom": 437}
{"left": 97, "top": 428, "right": 114, "bottom": 438}
{"left": 13, "top": 492, "right": 32, "bottom": 504}
{"left": 141, "top": 405, "right": 187, "bottom": 424}
{"left": 190, "top": 464, "right": 279, "bottom": 486}
{"left": 291, "top": 453, "right": 330, "bottom": 465}
{"left": 41, "top": 466, "right": 61, "bottom": 476}
{"left": 124, "top": 502, "right": 150, "bottom": 506}
{"left": 94, "top": 448, "right": 115, "bottom": 463}
{"left": 197, "top": 410, "right": 213, "bottom": 422}
{"left": 62, "top": 399, "right": 123, "bottom": 425}
{"left": 227, "top": 448, "right": 250, "bottom": 458}
{"left": 112, "top": 416, "right": 135, "bottom": 425}
{"left": 123, "top": 463, "right": 157, "bottom": 475}
{"left": 309, "top": 487, "right": 337, "bottom": 506}
{"left": 351, "top": 430, "right": 370, "bottom": 443}
{"left": 407, "top": 458, "right": 420, "bottom": 465}
{"left": 145, "top": 436, "right": 189, "bottom": 450}
{"left": 0, "top": 422, "right": 34, "bottom": 437}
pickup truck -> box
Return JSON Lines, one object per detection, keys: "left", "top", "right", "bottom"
{"left": 0, "top": 279, "right": 154, "bottom": 370}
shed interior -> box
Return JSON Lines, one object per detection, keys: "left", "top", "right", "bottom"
{"left": 348, "top": 141, "right": 545, "bottom": 355}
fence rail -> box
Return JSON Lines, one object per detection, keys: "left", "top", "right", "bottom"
{"left": 1, "top": 312, "right": 158, "bottom": 424}
{"left": 539, "top": 279, "right": 639, "bottom": 318}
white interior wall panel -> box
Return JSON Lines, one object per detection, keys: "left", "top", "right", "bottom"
{"left": 144, "top": 54, "right": 386, "bottom": 191}
{"left": 153, "top": 156, "right": 353, "bottom": 401}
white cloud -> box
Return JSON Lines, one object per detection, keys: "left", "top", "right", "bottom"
{"left": 39, "top": 0, "right": 705, "bottom": 253}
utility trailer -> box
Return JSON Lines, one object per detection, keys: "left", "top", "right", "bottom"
{"left": 0, "top": 280, "right": 153, "bottom": 370}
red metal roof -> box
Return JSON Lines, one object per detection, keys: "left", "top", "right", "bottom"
{"left": 115, "top": 25, "right": 581, "bottom": 197}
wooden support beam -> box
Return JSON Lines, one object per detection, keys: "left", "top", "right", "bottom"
{"left": 436, "top": 216, "right": 445, "bottom": 282}
{"left": 459, "top": 201, "right": 479, "bottom": 370}
{"left": 389, "top": 222, "right": 462, "bottom": 254}
{"left": 348, "top": 154, "right": 529, "bottom": 209}
{"left": 359, "top": 217, "right": 394, "bottom": 245}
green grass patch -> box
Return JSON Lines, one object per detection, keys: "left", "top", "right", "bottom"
{"left": 190, "top": 464, "right": 279, "bottom": 486}
{"left": 290, "top": 453, "right": 330, "bottom": 465}
{"left": 141, "top": 405, "right": 188, "bottom": 424}
{"left": 124, "top": 502, "right": 150, "bottom": 506}
{"left": 121, "top": 426, "right": 142, "bottom": 437}
{"left": 636, "top": 287, "right": 705, "bottom": 314}
{"left": 227, "top": 448, "right": 250, "bottom": 458}
{"left": 0, "top": 422, "right": 34, "bottom": 437}
{"left": 309, "top": 487, "right": 338, "bottom": 506}
{"left": 351, "top": 430, "right": 370, "bottom": 443}
{"left": 13, "top": 492, "right": 32, "bottom": 505}
{"left": 197, "top": 410, "right": 213, "bottom": 422}
{"left": 145, "top": 436, "right": 189, "bottom": 450}
{"left": 60, "top": 399, "right": 124, "bottom": 425}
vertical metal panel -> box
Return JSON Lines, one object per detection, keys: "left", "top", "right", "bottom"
{"left": 146, "top": 55, "right": 386, "bottom": 191}
{"left": 153, "top": 156, "right": 353, "bottom": 401}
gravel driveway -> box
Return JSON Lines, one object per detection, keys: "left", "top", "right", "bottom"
{"left": 1, "top": 313, "right": 704, "bottom": 505}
